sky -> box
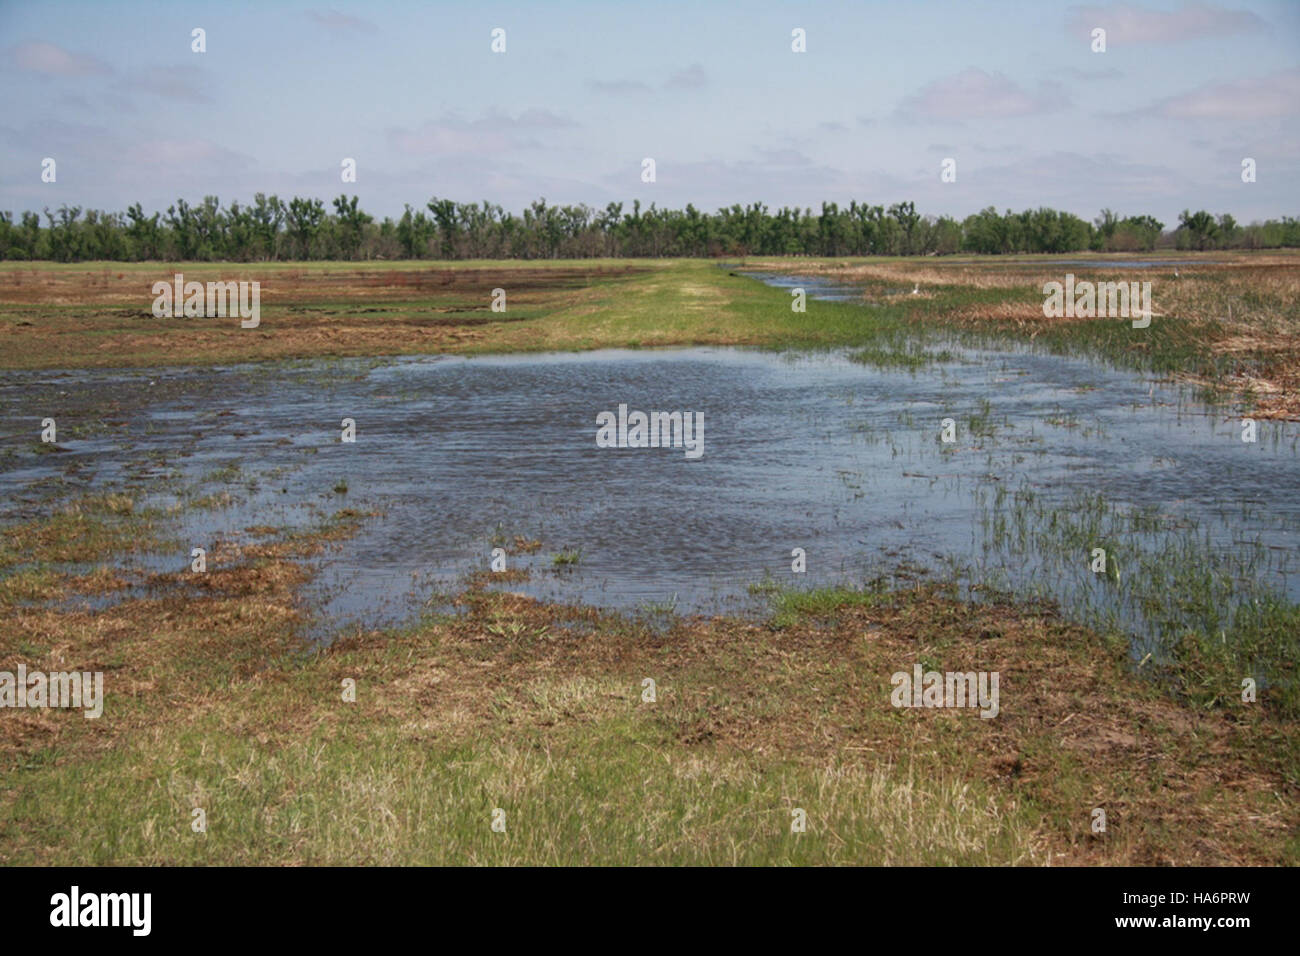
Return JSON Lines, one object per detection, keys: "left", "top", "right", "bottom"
{"left": 1, "top": 0, "right": 1297, "bottom": 227}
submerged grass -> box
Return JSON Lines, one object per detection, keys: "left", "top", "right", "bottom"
{"left": 849, "top": 340, "right": 956, "bottom": 370}
{"left": 973, "top": 483, "right": 1300, "bottom": 718}
{"left": 0, "top": 493, "right": 166, "bottom": 572}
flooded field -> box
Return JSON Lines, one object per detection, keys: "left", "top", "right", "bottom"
{"left": 3, "top": 259, "right": 1297, "bottom": 868}
{"left": 3, "top": 339, "right": 1296, "bottom": 655}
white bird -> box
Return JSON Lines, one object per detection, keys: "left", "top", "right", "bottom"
{"left": 911, "top": 282, "right": 919, "bottom": 295}
{"left": 1174, "top": 267, "right": 1180, "bottom": 279}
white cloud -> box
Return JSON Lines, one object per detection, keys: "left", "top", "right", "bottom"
{"left": 116, "top": 66, "right": 212, "bottom": 103}
{"left": 586, "top": 78, "right": 651, "bottom": 95}
{"left": 666, "top": 63, "right": 707, "bottom": 90}
{"left": 1066, "top": 2, "right": 1266, "bottom": 44}
{"left": 10, "top": 41, "right": 110, "bottom": 76}
{"left": 306, "top": 9, "right": 378, "bottom": 34}
{"left": 387, "top": 110, "right": 577, "bottom": 157}
{"left": 1058, "top": 67, "right": 1124, "bottom": 81}
{"left": 753, "top": 148, "right": 812, "bottom": 167}
{"left": 1145, "top": 68, "right": 1300, "bottom": 119}
{"left": 124, "top": 138, "right": 256, "bottom": 171}
{"left": 899, "top": 69, "right": 1068, "bottom": 120}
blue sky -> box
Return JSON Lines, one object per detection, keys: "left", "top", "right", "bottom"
{"left": 2, "top": 0, "right": 1297, "bottom": 226}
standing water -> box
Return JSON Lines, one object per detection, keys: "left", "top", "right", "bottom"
{"left": 1, "top": 342, "right": 1296, "bottom": 653}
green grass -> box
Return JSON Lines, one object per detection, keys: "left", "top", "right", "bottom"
{"left": 1, "top": 707, "right": 1034, "bottom": 865}
{"left": 974, "top": 483, "right": 1300, "bottom": 718}
{"left": 0, "top": 493, "right": 165, "bottom": 571}
{"left": 849, "top": 340, "right": 956, "bottom": 370}
{"left": 551, "top": 547, "right": 582, "bottom": 567}
{"left": 768, "top": 585, "right": 886, "bottom": 629}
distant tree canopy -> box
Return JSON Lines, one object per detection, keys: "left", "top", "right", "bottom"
{"left": 1, "top": 195, "right": 1296, "bottom": 261}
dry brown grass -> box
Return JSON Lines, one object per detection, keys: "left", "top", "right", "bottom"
{"left": 0, "top": 263, "right": 646, "bottom": 368}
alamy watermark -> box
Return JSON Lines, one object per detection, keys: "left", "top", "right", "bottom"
{"left": 1042, "top": 274, "right": 1151, "bottom": 328}
{"left": 595, "top": 403, "right": 703, "bottom": 459}
{"left": 152, "top": 273, "right": 260, "bottom": 328}
{"left": 50, "top": 886, "right": 150, "bottom": 936}
{"left": 1, "top": 665, "right": 103, "bottom": 718}
{"left": 890, "top": 664, "right": 999, "bottom": 718}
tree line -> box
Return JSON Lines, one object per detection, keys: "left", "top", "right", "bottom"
{"left": 1, "top": 195, "right": 1296, "bottom": 261}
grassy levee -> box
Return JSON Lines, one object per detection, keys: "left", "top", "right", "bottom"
{"left": 1, "top": 254, "right": 1297, "bottom": 864}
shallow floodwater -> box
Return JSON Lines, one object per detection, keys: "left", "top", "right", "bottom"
{"left": 2, "top": 335, "right": 1298, "bottom": 650}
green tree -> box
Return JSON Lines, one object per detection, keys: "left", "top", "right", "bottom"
{"left": 1178, "top": 209, "right": 1218, "bottom": 251}
{"left": 285, "top": 197, "right": 325, "bottom": 259}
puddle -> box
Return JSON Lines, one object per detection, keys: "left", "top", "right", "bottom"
{"left": 2, "top": 341, "right": 1297, "bottom": 648}
{"left": 743, "top": 272, "right": 875, "bottom": 301}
